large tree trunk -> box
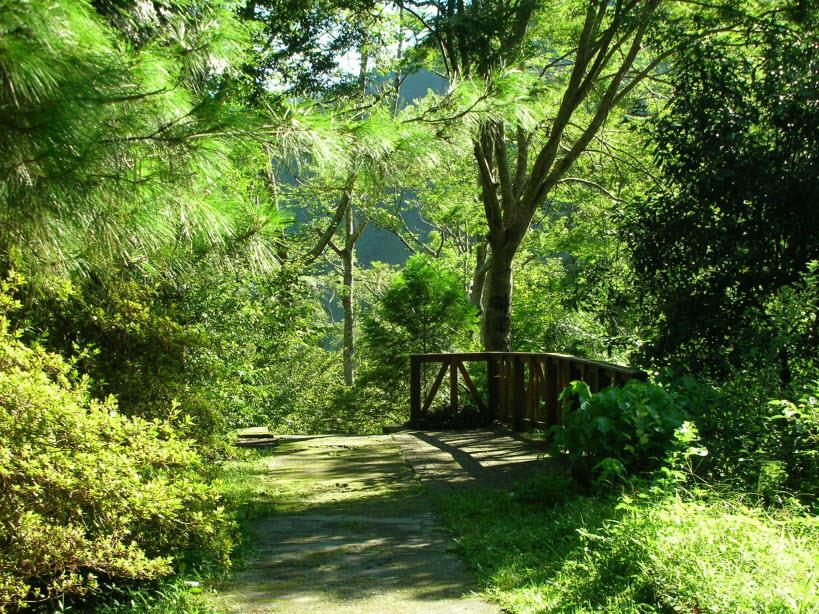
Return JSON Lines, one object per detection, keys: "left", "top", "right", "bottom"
{"left": 408, "top": 0, "right": 663, "bottom": 352}
{"left": 481, "top": 249, "right": 514, "bottom": 351}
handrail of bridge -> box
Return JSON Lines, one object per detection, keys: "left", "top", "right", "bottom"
{"left": 409, "top": 351, "right": 647, "bottom": 431}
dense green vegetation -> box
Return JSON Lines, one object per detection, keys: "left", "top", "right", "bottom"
{"left": 0, "top": 0, "right": 817, "bottom": 611}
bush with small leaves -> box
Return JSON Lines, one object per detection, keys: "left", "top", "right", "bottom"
{"left": 0, "top": 279, "right": 232, "bottom": 610}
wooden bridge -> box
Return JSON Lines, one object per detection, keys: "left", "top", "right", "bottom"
{"left": 410, "top": 352, "right": 646, "bottom": 431}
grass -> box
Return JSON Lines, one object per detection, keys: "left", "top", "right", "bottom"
{"left": 56, "top": 440, "right": 819, "bottom": 613}
{"left": 432, "top": 475, "right": 819, "bottom": 613}
{"left": 88, "top": 578, "right": 224, "bottom": 614}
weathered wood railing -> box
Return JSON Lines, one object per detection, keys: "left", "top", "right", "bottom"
{"left": 410, "top": 352, "right": 647, "bottom": 430}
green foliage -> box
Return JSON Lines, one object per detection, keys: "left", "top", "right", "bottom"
{"left": 91, "top": 578, "right": 224, "bottom": 614}
{"left": 238, "top": 0, "right": 379, "bottom": 96}
{"left": 747, "top": 262, "right": 819, "bottom": 387}
{"left": 512, "top": 258, "right": 615, "bottom": 359}
{"left": 765, "top": 384, "right": 819, "bottom": 503}
{"left": 626, "top": 17, "right": 819, "bottom": 376}
{"left": 179, "top": 263, "right": 335, "bottom": 432}
{"left": 665, "top": 370, "right": 818, "bottom": 506}
{"left": 20, "top": 275, "right": 235, "bottom": 456}
{"left": 363, "top": 254, "right": 476, "bottom": 356}
{"left": 0, "top": 279, "right": 231, "bottom": 610}
{"left": 551, "top": 380, "right": 692, "bottom": 482}
{"left": 0, "top": 0, "right": 284, "bottom": 282}
{"left": 434, "top": 485, "right": 819, "bottom": 613}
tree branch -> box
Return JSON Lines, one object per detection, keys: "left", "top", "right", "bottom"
{"left": 302, "top": 178, "right": 355, "bottom": 265}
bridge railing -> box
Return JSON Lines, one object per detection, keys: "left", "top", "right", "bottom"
{"left": 409, "top": 352, "right": 647, "bottom": 431}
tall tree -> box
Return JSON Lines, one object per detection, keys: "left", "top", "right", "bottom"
{"left": 396, "top": 0, "right": 729, "bottom": 350}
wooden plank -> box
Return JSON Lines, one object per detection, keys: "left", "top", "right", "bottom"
{"left": 559, "top": 360, "right": 570, "bottom": 423}
{"left": 422, "top": 362, "right": 449, "bottom": 413}
{"left": 457, "top": 361, "right": 486, "bottom": 413}
{"left": 527, "top": 358, "right": 537, "bottom": 424}
{"left": 410, "top": 354, "right": 421, "bottom": 422}
{"left": 531, "top": 359, "right": 544, "bottom": 424}
{"left": 501, "top": 358, "right": 511, "bottom": 420}
{"left": 541, "top": 360, "right": 548, "bottom": 424}
{"left": 545, "top": 357, "right": 558, "bottom": 426}
{"left": 411, "top": 352, "right": 492, "bottom": 362}
{"left": 512, "top": 355, "right": 526, "bottom": 431}
{"left": 541, "top": 352, "right": 647, "bottom": 376}
{"left": 410, "top": 351, "right": 647, "bottom": 378}
{"left": 486, "top": 354, "right": 499, "bottom": 420}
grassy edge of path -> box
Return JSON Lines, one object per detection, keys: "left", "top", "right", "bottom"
{"left": 431, "top": 477, "right": 819, "bottom": 614}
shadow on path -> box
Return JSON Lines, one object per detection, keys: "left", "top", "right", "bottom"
{"left": 395, "top": 427, "right": 555, "bottom": 489}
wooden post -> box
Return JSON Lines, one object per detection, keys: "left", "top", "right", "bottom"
{"left": 525, "top": 357, "right": 535, "bottom": 426}
{"left": 546, "top": 357, "right": 558, "bottom": 426}
{"left": 487, "top": 354, "right": 499, "bottom": 421}
{"left": 450, "top": 358, "right": 459, "bottom": 416}
{"left": 512, "top": 355, "right": 526, "bottom": 431}
{"left": 410, "top": 355, "right": 421, "bottom": 424}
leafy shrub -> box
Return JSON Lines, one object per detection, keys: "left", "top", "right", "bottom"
{"left": 434, "top": 485, "right": 819, "bottom": 613}
{"left": 551, "top": 380, "right": 690, "bottom": 482}
{"left": 767, "top": 383, "right": 819, "bottom": 503}
{"left": 670, "top": 375, "right": 819, "bottom": 505}
{"left": 0, "top": 282, "right": 231, "bottom": 610}
{"left": 596, "top": 497, "right": 819, "bottom": 613}
{"left": 23, "top": 277, "right": 233, "bottom": 455}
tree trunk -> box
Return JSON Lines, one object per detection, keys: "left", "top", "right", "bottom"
{"left": 469, "top": 240, "right": 488, "bottom": 311}
{"left": 341, "top": 206, "right": 355, "bottom": 386}
{"left": 481, "top": 249, "right": 514, "bottom": 351}
{"left": 778, "top": 346, "right": 792, "bottom": 390}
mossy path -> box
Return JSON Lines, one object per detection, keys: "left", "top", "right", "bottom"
{"left": 218, "top": 434, "right": 497, "bottom": 613}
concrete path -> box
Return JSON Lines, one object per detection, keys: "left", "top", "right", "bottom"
{"left": 218, "top": 434, "right": 497, "bottom": 614}
{"left": 394, "top": 427, "right": 550, "bottom": 490}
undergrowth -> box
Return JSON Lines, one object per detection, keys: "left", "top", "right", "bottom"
{"left": 433, "top": 475, "right": 819, "bottom": 613}
{"left": 53, "top": 447, "right": 279, "bottom": 613}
